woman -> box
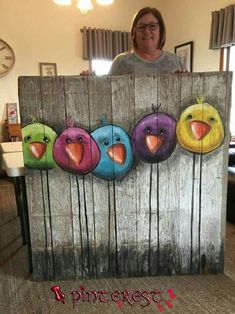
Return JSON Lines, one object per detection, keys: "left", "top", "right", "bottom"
{"left": 109, "top": 7, "right": 185, "bottom": 75}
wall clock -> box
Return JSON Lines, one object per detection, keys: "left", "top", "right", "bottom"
{"left": 0, "top": 39, "right": 15, "bottom": 77}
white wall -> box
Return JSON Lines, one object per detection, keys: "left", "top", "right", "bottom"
{"left": 0, "top": 0, "right": 158, "bottom": 141}
{"left": 0, "top": 0, "right": 234, "bottom": 141}
{"left": 160, "top": 0, "right": 235, "bottom": 72}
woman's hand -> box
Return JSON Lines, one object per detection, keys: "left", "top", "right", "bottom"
{"left": 175, "top": 70, "right": 188, "bottom": 73}
{"left": 79, "top": 69, "right": 95, "bottom": 76}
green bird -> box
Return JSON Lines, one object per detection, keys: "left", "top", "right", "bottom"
{"left": 22, "top": 122, "right": 57, "bottom": 170}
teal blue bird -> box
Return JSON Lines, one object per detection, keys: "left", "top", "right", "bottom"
{"left": 91, "top": 119, "right": 133, "bottom": 180}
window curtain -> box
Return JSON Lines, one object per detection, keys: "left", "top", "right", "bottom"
{"left": 82, "top": 27, "right": 131, "bottom": 60}
{"left": 209, "top": 4, "right": 235, "bottom": 49}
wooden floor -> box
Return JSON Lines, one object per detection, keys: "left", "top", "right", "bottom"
{"left": 1, "top": 178, "right": 235, "bottom": 313}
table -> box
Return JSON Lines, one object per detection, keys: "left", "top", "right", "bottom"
{"left": 0, "top": 141, "right": 22, "bottom": 154}
{"left": 2, "top": 152, "right": 24, "bottom": 176}
{"left": 1, "top": 148, "right": 32, "bottom": 272}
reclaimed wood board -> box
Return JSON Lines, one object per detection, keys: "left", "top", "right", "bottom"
{"left": 18, "top": 72, "right": 232, "bottom": 280}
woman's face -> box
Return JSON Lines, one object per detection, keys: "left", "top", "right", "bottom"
{"left": 134, "top": 13, "right": 160, "bottom": 52}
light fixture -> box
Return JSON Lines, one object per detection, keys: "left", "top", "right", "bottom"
{"left": 54, "top": 0, "right": 114, "bottom": 14}
{"left": 53, "top": 0, "right": 71, "bottom": 5}
{"left": 96, "top": 0, "right": 113, "bottom": 5}
{"left": 77, "top": 0, "right": 93, "bottom": 15}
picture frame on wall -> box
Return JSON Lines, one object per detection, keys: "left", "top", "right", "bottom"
{"left": 174, "top": 41, "right": 193, "bottom": 72}
{"left": 39, "top": 62, "right": 57, "bottom": 76}
{"left": 6, "top": 103, "right": 18, "bottom": 124}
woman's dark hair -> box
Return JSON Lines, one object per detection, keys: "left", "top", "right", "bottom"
{"left": 131, "top": 7, "right": 166, "bottom": 49}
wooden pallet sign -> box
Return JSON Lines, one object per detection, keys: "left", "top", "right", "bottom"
{"left": 18, "top": 72, "right": 232, "bottom": 281}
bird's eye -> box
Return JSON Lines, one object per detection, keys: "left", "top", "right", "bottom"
{"left": 104, "top": 140, "right": 109, "bottom": 146}
{"left": 78, "top": 137, "right": 83, "bottom": 142}
{"left": 144, "top": 127, "right": 151, "bottom": 133}
{"left": 24, "top": 135, "right": 32, "bottom": 142}
{"left": 209, "top": 117, "right": 215, "bottom": 123}
{"left": 116, "top": 136, "right": 120, "bottom": 142}
{"left": 43, "top": 136, "right": 50, "bottom": 143}
{"left": 66, "top": 137, "right": 71, "bottom": 144}
{"left": 159, "top": 129, "right": 165, "bottom": 135}
{"left": 187, "top": 114, "right": 192, "bottom": 120}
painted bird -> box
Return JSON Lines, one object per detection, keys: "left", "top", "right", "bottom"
{"left": 91, "top": 122, "right": 133, "bottom": 180}
{"left": 53, "top": 126, "right": 100, "bottom": 175}
{"left": 176, "top": 99, "right": 224, "bottom": 153}
{"left": 131, "top": 112, "right": 177, "bottom": 163}
{"left": 22, "top": 122, "right": 57, "bottom": 170}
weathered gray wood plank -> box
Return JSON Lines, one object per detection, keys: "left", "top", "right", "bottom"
{"left": 18, "top": 77, "right": 42, "bottom": 126}
{"left": 142, "top": 76, "right": 159, "bottom": 276}
{"left": 111, "top": 75, "right": 136, "bottom": 277}
{"left": 39, "top": 77, "right": 75, "bottom": 280}
{"left": 64, "top": 76, "right": 92, "bottom": 278}
{"left": 88, "top": 76, "right": 113, "bottom": 278}
{"left": 134, "top": 76, "right": 156, "bottom": 276}
{"left": 18, "top": 77, "right": 55, "bottom": 279}
{"left": 200, "top": 72, "right": 231, "bottom": 273}
{"left": 176, "top": 73, "right": 193, "bottom": 274}
{"left": 190, "top": 73, "right": 205, "bottom": 274}
{"left": 157, "top": 74, "right": 181, "bottom": 275}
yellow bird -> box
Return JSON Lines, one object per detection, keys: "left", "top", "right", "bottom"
{"left": 176, "top": 98, "right": 224, "bottom": 153}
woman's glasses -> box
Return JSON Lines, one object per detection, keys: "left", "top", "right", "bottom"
{"left": 136, "top": 23, "right": 159, "bottom": 32}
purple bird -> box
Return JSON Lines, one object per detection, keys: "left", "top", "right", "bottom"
{"left": 131, "top": 112, "right": 177, "bottom": 163}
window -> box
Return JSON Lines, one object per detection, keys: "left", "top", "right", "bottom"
{"left": 223, "top": 46, "right": 235, "bottom": 138}
{"left": 91, "top": 59, "right": 112, "bottom": 76}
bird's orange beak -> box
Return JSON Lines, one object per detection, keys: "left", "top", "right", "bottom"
{"left": 146, "top": 134, "right": 163, "bottom": 154}
{"left": 107, "top": 143, "right": 126, "bottom": 165}
{"left": 66, "top": 143, "right": 84, "bottom": 166}
{"left": 189, "top": 121, "right": 211, "bottom": 140}
{"left": 29, "top": 142, "right": 46, "bottom": 160}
